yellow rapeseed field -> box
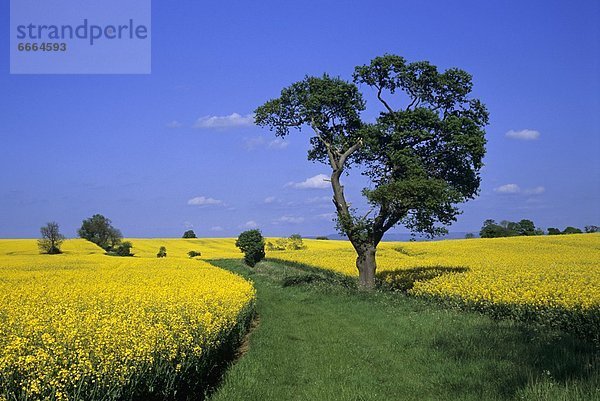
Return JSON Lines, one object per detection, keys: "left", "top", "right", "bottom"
{"left": 126, "top": 235, "right": 599, "bottom": 312}
{"left": 2, "top": 234, "right": 598, "bottom": 399}
{"left": 0, "top": 239, "right": 255, "bottom": 401}
{"left": 268, "top": 234, "right": 600, "bottom": 311}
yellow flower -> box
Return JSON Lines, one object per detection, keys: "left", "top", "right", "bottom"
{"left": 0, "top": 238, "right": 255, "bottom": 400}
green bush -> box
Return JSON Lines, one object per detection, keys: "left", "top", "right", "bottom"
{"left": 108, "top": 241, "right": 134, "bottom": 257}
{"left": 188, "top": 250, "right": 202, "bottom": 258}
{"left": 157, "top": 246, "right": 167, "bottom": 258}
{"left": 235, "top": 230, "right": 265, "bottom": 267}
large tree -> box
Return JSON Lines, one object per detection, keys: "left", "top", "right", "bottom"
{"left": 78, "top": 214, "right": 122, "bottom": 251}
{"left": 255, "top": 55, "right": 488, "bottom": 289}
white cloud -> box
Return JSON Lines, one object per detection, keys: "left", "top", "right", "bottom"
{"left": 210, "top": 226, "right": 224, "bottom": 232}
{"left": 166, "top": 120, "right": 183, "bottom": 128}
{"left": 505, "top": 129, "right": 540, "bottom": 140}
{"left": 524, "top": 186, "right": 545, "bottom": 195}
{"left": 241, "top": 220, "right": 259, "bottom": 229}
{"left": 183, "top": 221, "right": 194, "bottom": 228}
{"left": 264, "top": 196, "right": 277, "bottom": 204}
{"left": 286, "top": 174, "right": 330, "bottom": 189}
{"left": 275, "top": 216, "right": 305, "bottom": 224}
{"left": 268, "top": 138, "right": 289, "bottom": 149}
{"left": 494, "top": 184, "right": 546, "bottom": 196}
{"left": 194, "top": 113, "right": 254, "bottom": 129}
{"left": 187, "top": 196, "right": 223, "bottom": 206}
{"left": 494, "top": 184, "right": 520, "bottom": 194}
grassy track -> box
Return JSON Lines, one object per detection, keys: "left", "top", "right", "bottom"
{"left": 207, "top": 259, "right": 599, "bottom": 401}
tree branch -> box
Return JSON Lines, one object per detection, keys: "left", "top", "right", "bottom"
{"left": 405, "top": 87, "right": 419, "bottom": 111}
{"left": 376, "top": 86, "right": 394, "bottom": 114}
{"left": 362, "top": 208, "right": 375, "bottom": 220}
{"left": 309, "top": 118, "right": 332, "bottom": 149}
{"left": 309, "top": 119, "right": 343, "bottom": 169}
{"left": 339, "top": 138, "right": 363, "bottom": 167}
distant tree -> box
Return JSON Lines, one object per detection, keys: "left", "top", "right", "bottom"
{"left": 563, "top": 226, "right": 583, "bottom": 234}
{"left": 516, "top": 219, "right": 536, "bottom": 236}
{"left": 157, "top": 246, "right": 167, "bottom": 258}
{"left": 38, "top": 222, "right": 65, "bottom": 254}
{"left": 235, "top": 229, "right": 265, "bottom": 267}
{"left": 481, "top": 218, "right": 542, "bottom": 238}
{"left": 547, "top": 227, "right": 561, "bottom": 235}
{"left": 287, "top": 234, "right": 305, "bottom": 250}
{"left": 256, "top": 54, "right": 488, "bottom": 289}
{"left": 78, "top": 214, "right": 122, "bottom": 251}
{"left": 182, "top": 230, "right": 197, "bottom": 239}
{"left": 585, "top": 225, "right": 599, "bottom": 233}
{"left": 480, "top": 219, "right": 507, "bottom": 238}
{"left": 482, "top": 219, "right": 496, "bottom": 227}
{"left": 315, "top": 236, "right": 329, "bottom": 240}
{"left": 505, "top": 221, "right": 521, "bottom": 236}
{"left": 188, "top": 250, "right": 202, "bottom": 258}
{"left": 464, "top": 233, "right": 475, "bottom": 239}
{"left": 110, "top": 241, "right": 134, "bottom": 257}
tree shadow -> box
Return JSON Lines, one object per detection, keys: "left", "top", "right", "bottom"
{"left": 377, "top": 266, "right": 468, "bottom": 292}
{"left": 427, "top": 319, "right": 599, "bottom": 399}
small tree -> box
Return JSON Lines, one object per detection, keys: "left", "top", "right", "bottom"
{"left": 465, "top": 233, "right": 475, "bottom": 239}
{"left": 235, "top": 229, "right": 265, "bottom": 267}
{"left": 547, "top": 227, "right": 561, "bottom": 235}
{"left": 111, "top": 241, "right": 134, "bottom": 257}
{"left": 157, "top": 246, "right": 167, "bottom": 258}
{"left": 188, "top": 250, "right": 202, "bottom": 258}
{"left": 38, "top": 222, "right": 65, "bottom": 254}
{"left": 78, "top": 214, "right": 122, "bottom": 251}
{"left": 585, "top": 225, "right": 599, "bottom": 233}
{"left": 182, "top": 230, "right": 197, "bottom": 239}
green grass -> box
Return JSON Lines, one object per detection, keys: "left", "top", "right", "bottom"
{"left": 206, "top": 259, "right": 599, "bottom": 401}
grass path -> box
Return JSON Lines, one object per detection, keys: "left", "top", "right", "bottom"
{"left": 206, "top": 259, "right": 599, "bottom": 401}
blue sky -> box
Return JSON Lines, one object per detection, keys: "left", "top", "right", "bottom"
{"left": 1, "top": 0, "right": 599, "bottom": 238}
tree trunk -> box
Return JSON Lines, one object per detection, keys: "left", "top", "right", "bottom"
{"left": 356, "top": 244, "right": 377, "bottom": 290}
